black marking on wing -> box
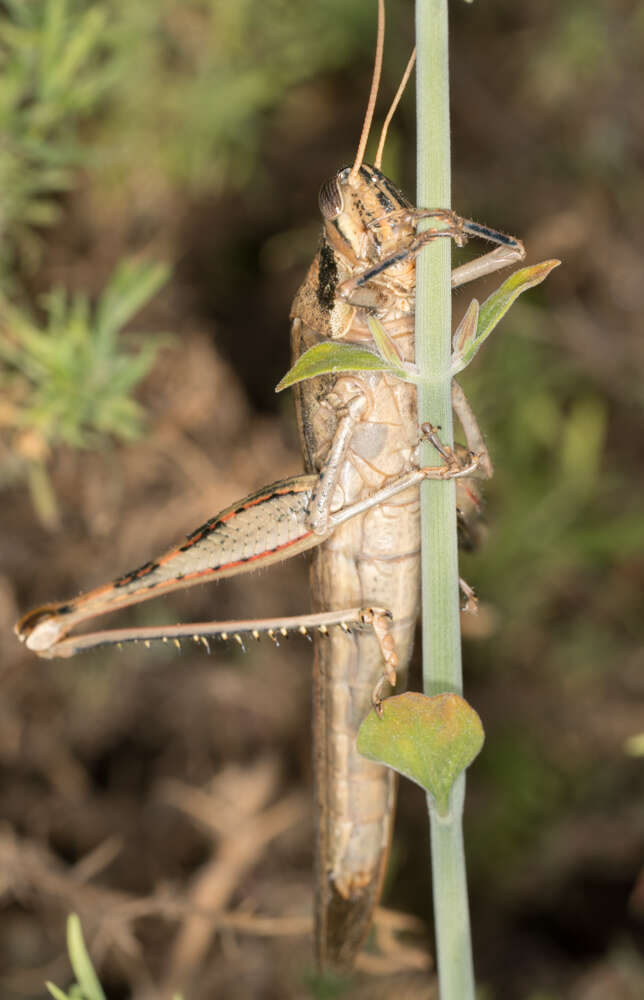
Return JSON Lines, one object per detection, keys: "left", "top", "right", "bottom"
{"left": 113, "top": 561, "right": 160, "bottom": 588}
{"left": 317, "top": 238, "right": 338, "bottom": 311}
{"left": 179, "top": 518, "right": 224, "bottom": 551}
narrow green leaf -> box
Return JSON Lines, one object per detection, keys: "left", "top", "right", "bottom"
{"left": 451, "top": 298, "right": 479, "bottom": 356}
{"left": 49, "top": 8, "right": 108, "bottom": 94}
{"left": 45, "top": 985, "right": 70, "bottom": 1000}
{"left": 275, "top": 341, "right": 395, "bottom": 392}
{"left": 41, "top": 0, "right": 67, "bottom": 81}
{"left": 66, "top": 914, "right": 106, "bottom": 1000}
{"left": 366, "top": 315, "right": 406, "bottom": 372}
{"left": 357, "top": 691, "right": 484, "bottom": 814}
{"left": 451, "top": 259, "right": 561, "bottom": 374}
{"left": 94, "top": 259, "right": 170, "bottom": 346}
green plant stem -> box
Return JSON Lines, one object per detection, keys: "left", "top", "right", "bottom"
{"left": 415, "top": 2, "right": 475, "bottom": 998}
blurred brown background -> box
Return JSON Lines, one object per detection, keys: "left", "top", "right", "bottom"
{"left": 1, "top": 1, "right": 643, "bottom": 997}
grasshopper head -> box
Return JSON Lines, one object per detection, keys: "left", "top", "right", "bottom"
{"left": 319, "top": 164, "right": 412, "bottom": 264}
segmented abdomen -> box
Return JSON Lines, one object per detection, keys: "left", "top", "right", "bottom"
{"left": 292, "top": 314, "right": 419, "bottom": 967}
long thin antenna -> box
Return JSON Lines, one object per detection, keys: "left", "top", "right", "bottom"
{"left": 374, "top": 47, "right": 416, "bottom": 170}
{"left": 348, "top": 0, "right": 386, "bottom": 184}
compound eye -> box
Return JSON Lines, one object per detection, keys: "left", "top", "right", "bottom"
{"left": 318, "top": 175, "right": 344, "bottom": 220}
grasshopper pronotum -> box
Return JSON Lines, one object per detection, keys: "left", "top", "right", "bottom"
{"left": 16, "top": 0, "right": 526, "bottom": 969}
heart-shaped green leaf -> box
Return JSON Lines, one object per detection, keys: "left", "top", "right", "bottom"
{"left": 451, "top": 258, "right": 561, "bottom": 375}
{"left": 275, "top": 341, "right": 395, "bottom": 392}
{"left": 357, "top": 691, "right": 484, "bottom": 814}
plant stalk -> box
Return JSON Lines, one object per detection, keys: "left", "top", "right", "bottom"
{"left": 415, "top": 1, "right": 475, "bottom": 997}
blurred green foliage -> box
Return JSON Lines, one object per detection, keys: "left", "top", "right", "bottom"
{"left": 0, "top": 0, "right": 380, "bottom": 524}
{"left": 100, "top": 0, "right": 376, "bottom": 190}
{"left": 0, "top": 0, "right": 177, "bottom": 523}
{"left": 0, "top": 0, "right": 379, "bottom": 259}
{"left": 0, "top": 258, "right": 168, "bottom": 448}
{"left": 0, "top": 258, "right": 169, "bottom": 525}
{"left": 0, "top": 0, "right": 115, "bottom": 276}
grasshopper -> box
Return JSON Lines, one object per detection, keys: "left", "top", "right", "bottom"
{"left": 15, "top": 0, "right": 527, "bottom": 970}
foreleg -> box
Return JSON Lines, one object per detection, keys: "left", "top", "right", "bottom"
{"left": 342, "top": 210, "right": 525, "bottom": 294}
